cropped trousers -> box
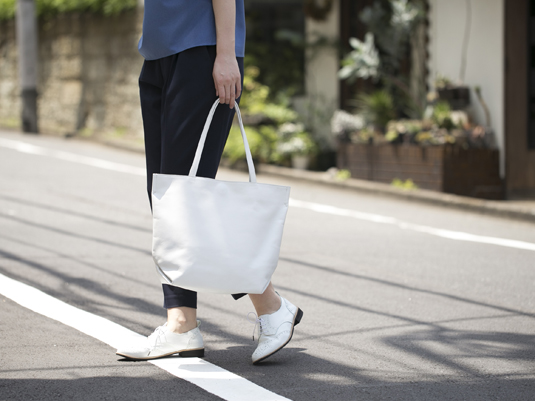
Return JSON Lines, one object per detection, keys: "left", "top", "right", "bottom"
{"left": 139, "top": 45, "right": 245, "bottom": 309}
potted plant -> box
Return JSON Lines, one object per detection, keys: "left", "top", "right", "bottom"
{"left": 434, "top": 74, "right": 470, "bottom": 111}
{"left": 277, "top": 123, "right": 317, "bottom": 170}
{"left": 332, "top": 100, "right": 502, "bottom": 199}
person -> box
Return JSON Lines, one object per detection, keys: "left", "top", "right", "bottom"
{"left": 116, "top": 0, "right": 303, "bottom": 364}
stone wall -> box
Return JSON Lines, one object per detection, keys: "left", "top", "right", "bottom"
{"left": 0, "top": 10, "right": 144, "bottom": 137}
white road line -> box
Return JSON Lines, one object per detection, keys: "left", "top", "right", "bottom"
{"left": 0, "top": 137, "right": 145, "bottom": 176}
{"left": 2, "top": 137, "right": 534, "bottom": 253}
{"left": 289, "top": 199, "right": 535, "bottom": 252}
{"left": 0, "top": 272, "right": 290, "bottom": 401}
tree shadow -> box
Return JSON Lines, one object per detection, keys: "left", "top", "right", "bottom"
{"left": 0, "top": 213, "right": 151, "bottom": 256}
{"left": 202, "top": 328, "right": 535, "bottom": 400}
{"left": 1, "top": 196, "right": 534, "bottom": 400}
{"left": 0, "top": 194, "right": 150, "bottom": 233}
{"left": 0, "top": 376, "right": 219, "bottom": 401}
{"left": 3, "top": 327, "right": 535, "bottom": 401}
{"left": 0, "top": 248, "right": 161, "bottom": 333}
{"left": 280, "top": 257, "right": 535, "bottom": 319}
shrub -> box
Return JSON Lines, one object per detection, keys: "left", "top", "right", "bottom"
{"left": 0, "top": 0, "right": 136, "bottom": 20}
{"left": 223, "top": 125, "right": 278, "bottom": 164}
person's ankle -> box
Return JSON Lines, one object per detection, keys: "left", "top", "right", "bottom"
{"left": 255, "top": 294, "right": 282, "bottom": 316}
{"left": 166, "top": 307, "right": 197, "bottom": 334}
{"left": 167, "top": 318, "right": 196, "bottom": 334}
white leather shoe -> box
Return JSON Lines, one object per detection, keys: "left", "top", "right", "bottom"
{"left": 251, "top": 297, "right": 303, "bottom": 364}
{"left": 116, "top": 321, "right": 204, "bottom": 360}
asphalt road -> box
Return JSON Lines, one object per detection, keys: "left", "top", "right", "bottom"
{"left": 1, "top": 129, "right": 534, "bottom": 400}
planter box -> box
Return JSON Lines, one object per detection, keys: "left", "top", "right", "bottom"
{"left": 437, "top": 86, "right": 471, "bottom": 110}
{"left": 337, "top": 143, "right": 504, "bottom": 199}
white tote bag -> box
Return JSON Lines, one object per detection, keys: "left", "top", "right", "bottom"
{"left": 151, "top": 99, "right": 290, "bottom": 294}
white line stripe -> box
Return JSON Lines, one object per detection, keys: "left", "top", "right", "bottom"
{"left": 0, "top": 137, "right": 145, "bottom": 176}
{"left": 2, "top": 137, "right": 534, "bottom": 252}
{"left": 289, "top": 199, "right": 535, "bottom": 252}
{"left": 0, "top": 273, "right": 290, "bottom": 401}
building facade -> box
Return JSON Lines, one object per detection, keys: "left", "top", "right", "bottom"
{"left": 306, "top": 0, "right": 535, "bottom": 198}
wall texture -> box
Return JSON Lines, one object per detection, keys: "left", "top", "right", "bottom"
{"left": 0, "top": 10, "right": 144, "bottom": 137}
{"left": 303, "top": 0, "right": 340, "bottom": 148}
{"left": 427, "top": 0, "right": 505, "bottom": 176}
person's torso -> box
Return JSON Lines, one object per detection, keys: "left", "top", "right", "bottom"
{"left": 139, "top": 0, "right": 245, "bottom": 60}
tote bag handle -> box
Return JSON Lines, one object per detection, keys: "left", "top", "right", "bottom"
{"left": 189, "top": 99, "right": 257, "bottom": 183}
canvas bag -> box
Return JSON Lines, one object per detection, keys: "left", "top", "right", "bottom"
{"left": 151, "top": 99, "right": 291, "bottom": 294}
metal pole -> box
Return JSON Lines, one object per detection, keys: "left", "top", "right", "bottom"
{"left": 16, "top": 0, "right": 39, "bottom": 133}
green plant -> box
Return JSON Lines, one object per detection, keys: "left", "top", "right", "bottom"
{"left": 434, "top": 73, "right": 453, "bottom": 90}
{"left": 239, "top": 66, "right": 297, "bottom": 124}
{"left": 277, "top": 132, "right": 317, "bottom": 157}
{"left": 360, "top": 0, "right": 423, "bottom": 75}
{"left": 225, "top": 65, "right": 312, "bottom": 165}
{"left": 0, "top": 0, "right": 136, "bottom": 21}
{"left": 391, "top": 178, "right": 418, "bottom": 190}
{"left": 338, "top": 33, "right": 380, "bottom": 82}
{"left": 223, "top": 125, "right": 278, "bottom": 164}
{"left": 0, "top": 0, "right": 15, "bottom": 20}
{"left": 336, "top": 169, "right": 351, "bottom": 181}
{"left": 355, "top": 90, "right": 396, "bottom": 130}
{"left": 385, "top": 119, "right": 426, "bottom": 142}
{"left": 338, "top": 0, "right": 425, "bottom": 118}
{"left": 432, "top": 101, "right": 456, "bottom": 130}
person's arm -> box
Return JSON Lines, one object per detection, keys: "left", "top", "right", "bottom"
{"left": 212, "top": 0, "right": 242, "bottom": 109}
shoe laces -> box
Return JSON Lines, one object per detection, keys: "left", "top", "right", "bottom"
{"left": 147, "top": 325, "right": 166, "bottom": 349}
{"left": 247, "top": 312, "right": 264, "bottom": 341}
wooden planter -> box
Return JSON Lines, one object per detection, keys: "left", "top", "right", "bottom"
{"left": 337, "top": 143, "right": 504, "bottom": 199}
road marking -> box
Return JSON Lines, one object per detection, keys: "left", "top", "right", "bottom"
{"left": 0, "top": 273, "right": 290, "bottom": 401}
{"left": 290, "top": 199, "right": 535, "bottom": 252}
{"left": 0, "top": 137, "right": 145, "bottom": 176}
{"left": 2, "top": 136, "right": 534, "bottom": 253}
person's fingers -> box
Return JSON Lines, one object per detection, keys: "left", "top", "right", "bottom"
{"left": 224, "top": 83, "right": 231, "bottom": 105}
{"left": 212, "top": 56, "right": 241, "bottom": 107}
{"left": 229, "top": 84, "right": 236, "bottom": 109}
{"left": 213, "top": 72, "right": 219, "bottom": 98}
{"left": 236, "top": 79, "right": 242, "bottom": 100}
{"left": 218, "top": 84, "right": 226, "bottom": 104}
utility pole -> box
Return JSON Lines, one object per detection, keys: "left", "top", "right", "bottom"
{"left": 16, "top": 0, "right": 39, "bottom": 133}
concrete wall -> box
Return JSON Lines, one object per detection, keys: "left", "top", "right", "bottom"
{"left": 303, "top": 0, "right": 340, "bottom": 148}
{"left": 427, "top": 0, "right": 505, "bottom": 175}
{"left": 0, "top": 11, "right": 144, "bottom": 137}
{"left": 0, "top": 20, "right": 20, "bottom": 129}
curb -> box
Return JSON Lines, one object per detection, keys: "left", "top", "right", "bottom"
{"left": 257, "top": 164, "right": 535, "bottom": 224}
{"left": 72, "top": 134, "right": 535, "bottom": 224}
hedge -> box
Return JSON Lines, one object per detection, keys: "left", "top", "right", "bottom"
{"left": 0, "top": 0, "right": 137, "bottom": 21}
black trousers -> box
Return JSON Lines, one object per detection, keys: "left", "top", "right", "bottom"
{"left": 139, "top": 45, "right": 245, "bottom": 309}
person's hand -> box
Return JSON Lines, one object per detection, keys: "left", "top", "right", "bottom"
{"left": 213, "top": 53, "right": 241, "bottom": 109}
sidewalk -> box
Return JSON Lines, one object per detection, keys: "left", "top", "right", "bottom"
{"left": 258, "top": 164, "right": 535, "bottom": 223}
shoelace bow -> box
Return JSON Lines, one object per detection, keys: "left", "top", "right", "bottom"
{"left": 247, "top": 312, "right": 264, "bottom": 341}
{"left": 147, "top": 325, "right": 166, "bottom": 349}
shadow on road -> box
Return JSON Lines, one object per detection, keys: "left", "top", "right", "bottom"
{"left": 280, "top": 257, "right": 535, "bottom": 319}
{"left": 2, "top": 354, "right": 533, "bottom": 401}
{"left": 1, "top": 195, "right": 535, "bottom": 400}
{"left": 0, "top": 376, "right": 218, "bottom": 401}
{"left": 0, "top": 194, "right": 150, "bottom": 233}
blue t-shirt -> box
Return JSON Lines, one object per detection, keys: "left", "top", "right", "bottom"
{"left": 138, "top": 0, "right": 245, "bottom": 60}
